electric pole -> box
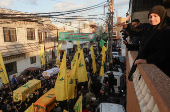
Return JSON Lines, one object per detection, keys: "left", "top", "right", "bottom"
{"left": 107, "top": 0, "right": 114, "bottom": 68}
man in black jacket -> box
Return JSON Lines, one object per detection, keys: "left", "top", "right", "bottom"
{"left": 108, "top": 72, "right": 115, "bottom": 95}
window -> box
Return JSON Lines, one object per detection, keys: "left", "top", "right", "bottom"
{"left": 5, "top": 62, "right": 17, "bottom": 75}
{"left": 113, "top": 31, "right": 117, "bottom": 36}
{"left": 45, "top": 32, "right": 48, "bottom": 39}
{"left": 38, "top": 31, "right": 42, "bottom": 42}
{"left": 27, "top": 28, "right": 35, "bottom": 40}
{"left": 30, "top": 56, "right": 36, "bottom": 64}
{"left": 3, "top": 27, "right": 17, "bottom": 42}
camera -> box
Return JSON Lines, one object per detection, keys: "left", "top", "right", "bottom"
{"left": 120, "top": 29, "right": 128, "bottom": 42}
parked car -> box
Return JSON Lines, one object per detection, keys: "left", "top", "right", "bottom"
{"left": 96, "top": 103, "right": 125, "bottom": 112}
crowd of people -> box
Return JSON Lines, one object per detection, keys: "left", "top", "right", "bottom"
{"left": 0, "top": 52, "right": 125, "bottom": 112}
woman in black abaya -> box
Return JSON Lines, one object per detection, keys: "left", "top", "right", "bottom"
{"left": 114, "top": 5, "right": 170, "bottom": 80}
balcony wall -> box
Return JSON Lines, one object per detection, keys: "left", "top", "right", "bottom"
{"left": 126, "top": 50, "right": 170, "bottom": 112}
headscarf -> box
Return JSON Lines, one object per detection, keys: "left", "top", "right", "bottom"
{"left": 128, "top": 5, "right": 169, "bottom": 81}
{"left": 148, "top": 5, "right": 168, "bottom": 30}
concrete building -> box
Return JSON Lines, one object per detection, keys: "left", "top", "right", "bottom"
{"left": 0, "top": 8, "right": 58, "bottom": 88}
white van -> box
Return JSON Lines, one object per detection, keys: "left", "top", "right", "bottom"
{"left": 96, "top": 103, "right": 125, "bottom": 112}
{"left": 101, "top": 71, "right": 125, "bottom": 93}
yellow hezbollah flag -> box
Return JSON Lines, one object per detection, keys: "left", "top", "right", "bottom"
{"left": 0, "top": 52, "right": 9, "bottom": 84}
{"left": 77, "top": 50, "right": 88, "bottom": 82}
{"left": 55, "top": 51, "right": 68, "bottom": 101}
{"left": 68, "top": 70, "right": 76, "bottom": 100}
{"left": 57, "top": 43, "right": 62, "bottom": 59}
{"left": 25, "top": 103, "right": 34, "bottom": 112}
{"left": 71, "top": 51, "right": 78, "bottom": 70}
{"left": 100, "top": 46, "right": 107, "bottom": 76}
{"left": 74, "top": 95, "right": 82, "bottom": 112}
{"left": 89, "top": 45, "right": 97, "bottom": 73}
{"left": 63, "top": 110, "right": 68, "bottom": 112}
{"left": 40, "top": 45, "right": 45, "bottom": 65}
{"left": 76, "top": 41, "right": 81, "bottom": 53}
{"left": 88, "top": 77, "right": 91, "bottom": 88}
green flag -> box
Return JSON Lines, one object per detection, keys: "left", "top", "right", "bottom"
{"left": 100, "top": 39, "right": 106, "bottom": 48}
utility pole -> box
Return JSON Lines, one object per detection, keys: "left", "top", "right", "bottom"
{"left": 107, "top": 0, "right": 114, "bottom": 68}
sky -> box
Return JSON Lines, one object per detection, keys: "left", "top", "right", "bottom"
{"left": 0, "top": 0, "right": 129, "bottom": 26}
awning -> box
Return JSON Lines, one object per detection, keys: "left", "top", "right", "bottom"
{"left": 0, "top": 42, "right": 40, "bottom": 57}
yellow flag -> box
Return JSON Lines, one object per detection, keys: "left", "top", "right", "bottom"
{"left": 74, "top": 95, "right": 82, "bottom": 112}
{"left": 55, "top": 51, "right": 68, "bottom": 101}
{"left": 89, "top": 45, "right": 97, "bottom": 73}
{"left": 77, "top": 50, "right": 88, "bottom": 82}
{"left": 40, "top": 45, "right": 45, "bottom": 65}
{"left": 25, "top": 103, "right": 34, "bottom": 112}
{"left": 88, "top": 77, "right": 91, "bottom": 88}
{"left": 71, "top": 51, "right": 78, "bottom": 70}
{"left": 57, "top": 43, "right": 62, "bottom": 59}
{"left": 68, "top": 69, "right": 76, "bottom": 100}
{"left": 76, "top": 41, "right": 81, "bottom": 53}
{"left": 63, "top": 110, "right": 68, "bottom": 112}
{"left": 100, "top": 46, "right": 107, "bottom": 76}
{"left": 0, "top": 52, "right": 9, "bottom": 84}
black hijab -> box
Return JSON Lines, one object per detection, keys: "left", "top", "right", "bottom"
{"left": 128, "top": 5, "right": 169, "bottom": 80}
{"left": 148, "top": 5, "right": 168, "bottom": 30}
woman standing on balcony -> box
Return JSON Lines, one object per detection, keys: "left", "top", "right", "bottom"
{"left": 114, "top": 5, "right": 170, "bottom": 80}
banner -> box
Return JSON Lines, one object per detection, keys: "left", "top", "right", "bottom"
{"left": 74, "top": 95, "right": 82, "bottom": 112}
{"left": 59, "top": 32, "right": 96, "bottom": 41}
{"left": 55, "top": 51, "right": 68, "bottom": 101}
{"left": 0, "top": 52, "right": 9, "bottom": 84}
{"left": 89, "top": 45, "right": 96, "bottom": 73}
{"left": 100, "top": 46, "right": 107, "bottom": 76}
{"left": 77, "top": 50, "right": 88, "bottom": 82}
{"left": 40, "top": 45, "right": 45, "bottom": 65}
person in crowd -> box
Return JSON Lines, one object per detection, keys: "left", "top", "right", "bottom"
{"left": 123, "top": 19, "right": 142, "bottom": 51}
{"left": 84, "top": 89, "right": 95, "bottom": 104}
{"left": 114, "top": 5, "right": 170, "bottom": 79}
{"left": 108, "top": 72, "right": 115, "bottom": 95}
{"left": 98, "top": 89, "right": 108, "bottom": 103}
{"left": 12, "top": 75, "right": 18, "bottom": 86}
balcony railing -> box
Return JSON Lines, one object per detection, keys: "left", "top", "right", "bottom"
{"left": 126, "top": 50, "right": 170, "bottom": 112}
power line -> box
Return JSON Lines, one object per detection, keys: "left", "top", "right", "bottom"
{"left": 0, "top": 1, "right": 107, "bottom": 16}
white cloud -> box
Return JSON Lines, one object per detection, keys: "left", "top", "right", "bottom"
{"left": 53, "top": 1, "right": 86, "bottom": 11}
{"left": 24, "top": 0, "right": 39, "bottom": 5}
{"left": 114, "top": 0, "right": 129, "bottom": 9}
{"left": 0, "top": 0, "right": 16, "bottom": 8}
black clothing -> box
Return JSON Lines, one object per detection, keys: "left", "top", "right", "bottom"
{"left": 127, "top": 6, "right": 170, "bottom": 79}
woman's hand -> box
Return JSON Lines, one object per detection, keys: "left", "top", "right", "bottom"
{"left": 113, "top": 22, "right": 127, "bottom": 28}
{"left": 134, "top": 59, "right": 147, "bottom": 65}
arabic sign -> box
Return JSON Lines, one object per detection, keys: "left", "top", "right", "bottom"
{"left": 59, "top": 32, "right": 96, "bottom": 41}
